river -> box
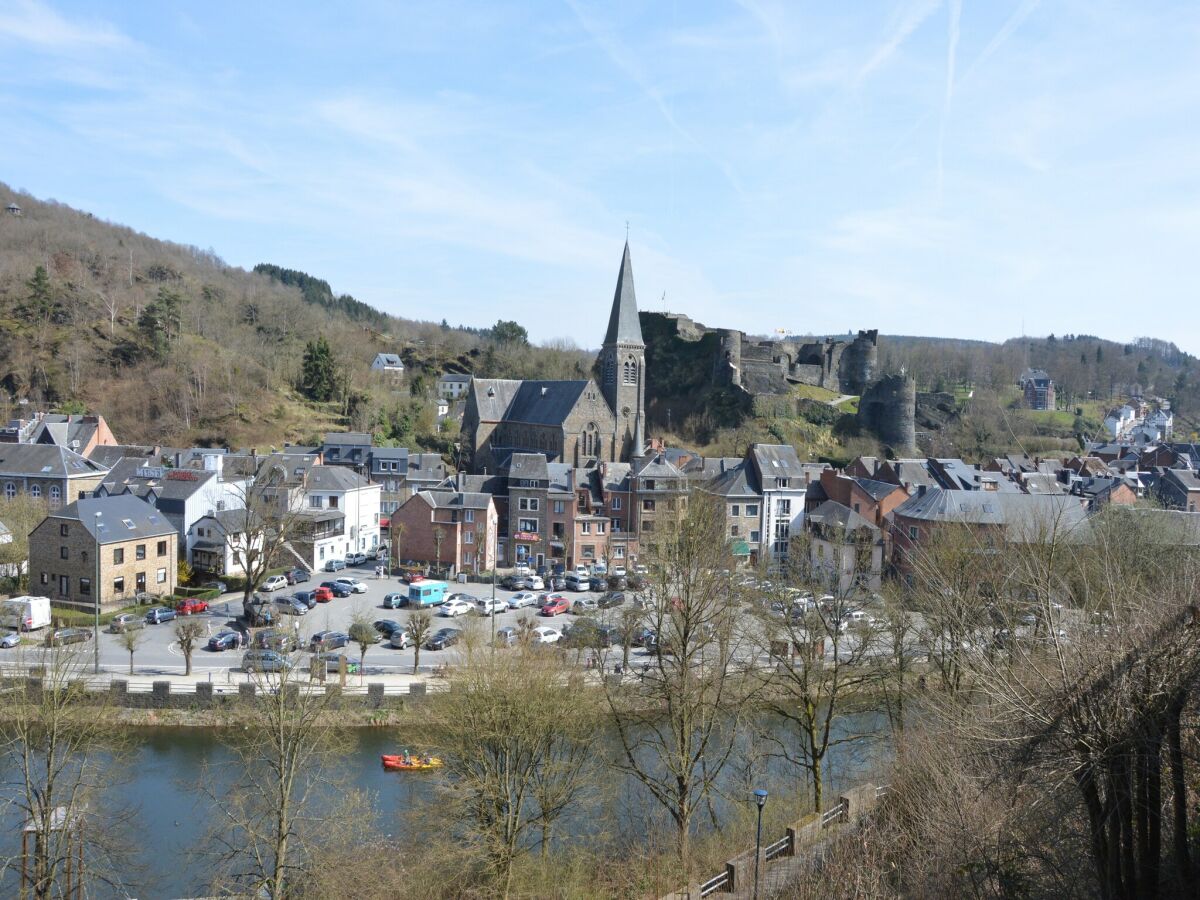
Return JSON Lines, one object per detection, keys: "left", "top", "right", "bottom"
{"left": 1, "top": 714, "right": 891, "bottom": 898}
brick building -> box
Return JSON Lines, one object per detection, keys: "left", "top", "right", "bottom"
{"left": 391, "top": 490, "right": 498, "bottom": 576}
{"left": 29, "top": 494, "right": 177, "bottom": 611}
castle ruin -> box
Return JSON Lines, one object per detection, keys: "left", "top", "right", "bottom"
{"left": 644, "top": 312, "right": 878, "bottom": 396}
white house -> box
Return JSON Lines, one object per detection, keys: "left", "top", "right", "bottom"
{"left": 437, "top": 374, "right": 471, "bottom": 400}
{"left": 188, "top": 510, "right": 264, "bottom": 577}
{"left": 302, "top": 465, "right": 382, "bottom": 567}
{"left": 749, "top": 444, "right": 809, "bottom": 568}
{"left": 371, "top": 353, "right": 405, "bottom": 376}
{"left": 1104, "top": 405, "right": 1139, "bottom": 439}
{"left": 94, "top": 456, "right": 249, "bottom": 559}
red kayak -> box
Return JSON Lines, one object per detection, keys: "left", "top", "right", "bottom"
{"left": 381, "top": 754, "right": 443, "bottom": 771}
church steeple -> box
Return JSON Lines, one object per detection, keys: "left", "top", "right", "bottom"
{"left": 604, "top": 241, "right": 644, "bottom": 347}
{"left": 600, "top": 241, "right": 646, "bottom": 460}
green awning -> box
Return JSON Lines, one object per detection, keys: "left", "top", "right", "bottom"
{"left": 730, "top": 540, "right": 750, "bottom": 557}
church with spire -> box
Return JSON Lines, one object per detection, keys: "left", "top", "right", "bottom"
{"left": 460, "top": 243, "right": 648, "bottom": 474}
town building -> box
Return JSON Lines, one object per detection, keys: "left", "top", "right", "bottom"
{"left": 29, "top": 494, "right": 177, "bottom": 611}
{"left": 438, "top": 374, "right": 471, "bottom": 400}
{"left": 0, "top": 444, "right": 109, "bottom": 509}
{"left": 460, "top": 243, "right": 646, "bottom": 473}
{"left": 299, "top": 465, "right": 383, "bottom": 568}
{"left": 805, "top": 500, "right": 884, "bottom": 594}
{"left": 0, "top": 412, "right": 118, "bottom": 456}
{"left": 371, "top": 353, "right": 405, "bottom": 377}
{"left": 1157, "top": 468, "right": 1200, "bottom": 513}
{"left": 187, "top": 509, "right": 264, "bottom": 578}
{"left": 750, "top": 444, "right": 809, "bottom": 566}
{"left": 1019, "top": 368, "right": 1057, "bottom": 410}
{"left": 390, "top": 489, "right": 498, "bottom": 576}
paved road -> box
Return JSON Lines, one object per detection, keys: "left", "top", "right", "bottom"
{"left": 5, "top": 564, "right": 660, "bottom": 675}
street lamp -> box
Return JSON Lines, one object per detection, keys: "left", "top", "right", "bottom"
{"left": 490, "top": 519, "right": 498, "bottom": 652}
{"left": 93, "top": 511, "right": 102, "bottom": 675}
{"left": 753, "top": 788, "right": 769, "bottom": 899}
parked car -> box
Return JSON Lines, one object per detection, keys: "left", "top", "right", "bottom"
{"left": 346, "top": 552, "right": 369, "bottom": 566}
{"left": 108, "top": 613, "right": 145, "bottom": 633}
{"left": 440, "top": 598, "right": 474, "bottom": 617}
{"left": 207, "top": 631, "right": 242, "bottom": 651}
{"left": 45, "top": 627, "right": 91, "bottom": 647}
{"left": 508, "top": 591, "right": 539, "bottom": 609}
{"left": 547, "top": 575, "right": 567, "bottom": 591}
{"left": 373, "top": 619, "right": 402, "bottom": 637}
{"left": 564, "top": 574, "right": 589, "bottom": 592}
{"left": 571, "top": 596, "right": 598, "bottom": 615}
{"left": 606, "top": 575, "right": 628, "bottom": 591}
{"left": 531, "top": 625, "right": 562, "bottom": 644}
{"left": 201, "top": 580, "right": 228, "bottom": 594}
{"left": 527, "top": 575, "right": 545, "bottom": 590}
{"left": 145, "top": 606, "right": 177, "bottom": 625}
{"left": 501, "top": 575, "right": 532, "bottom": 591}
{"left": 333, "top": 577, "right": 368, "bottom": 594}
{"left": 1, "top": 631, "right": 21, "bottom": 648}
{"left": 310, "top": 630, "right": 350, "bottom": 651}
{"left": 320, "top": 581, "right": 352, "bottom": 598}
{"left": 292, "top": 590, "right": 318, "bottom": 609}
{"left": 389, "top": 630, "right": 412, "bottom": 650}
{"left": 383, "top": 592, "right": 408, "bottom": 609}
{"left": 494, "top": 625, "right": 519, "bottom": 647}
{"left": 260, "top": 575, "right": 289, "bottom": 592}
{"left": 426, "top": 628, "right": 462, "bottom": 651}
{"left": 475, "top": 596, "right": 507, "bottom": 616}
{"left": 612, "top": 565, "right": 627, "bottom": 577}
{"left": 588, "top": 577, "right": 606, "bottom": 592}
{"left": 598, "top": 591, "right": 626, "bottom": 609}
{"left": 273, "top": 596, "right": 308, "bottom": 616}
{"left": 313, "top": 586, "right": 335, "bottom": 603}
{"left": 317, "top": 652, "right": 360, "bottom": 674}
{"left": 541, "top": 597, "right": 570, "bottom": 617}
{"left": 324, "top": 559, "right": 347, "bottom": 572}
{"left": 285, "top": 567, "right": 311, "bottom": 585}
{"left": 513, "top": 563, "right": 532, "bottom": 575}
{"left": 630, "top": 626, "right": 657, "bottom": 648}
{"left": 254, "top": 629, "right": 298, "bottom": 652}
{"left": 242, "top": 650, "right": 291, "bottom": 673}
{"left": 573, "top": 565, "right": 589, "bottom": 578}
{"left": 176, "top": 597, "right": 209, "bottom": 616}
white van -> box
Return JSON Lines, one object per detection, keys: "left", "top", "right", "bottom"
{"left": 1, "top": 596, "right": 52, "bottom": 631}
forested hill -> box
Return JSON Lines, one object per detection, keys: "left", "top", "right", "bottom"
{"left": 877, "top": 333, "right": 1199, "bottom": 416}
{"left": 0, "top": 184, "right": 594, "bottom": 450}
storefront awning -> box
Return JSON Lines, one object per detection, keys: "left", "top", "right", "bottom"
{"left": 730, "top": 540, "right": 751, "bottom": 557}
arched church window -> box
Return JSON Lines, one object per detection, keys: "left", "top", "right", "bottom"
{"left": 604, "top": 356, "right": 616, "bottom": 385}
{"left": 623, "top": 359, "right": 637, "bottom": 385}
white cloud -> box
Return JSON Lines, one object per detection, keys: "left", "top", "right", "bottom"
{"left": 0, "top": 0, "right": 131, "bottom": 51}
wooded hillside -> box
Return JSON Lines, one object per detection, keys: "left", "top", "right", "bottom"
{"left": 0, "top": 185, "right": 591, "bottom": 450}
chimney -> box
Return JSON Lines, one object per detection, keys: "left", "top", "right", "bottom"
{"left": 917, "top": 484, "right": 927, "bottom": 497}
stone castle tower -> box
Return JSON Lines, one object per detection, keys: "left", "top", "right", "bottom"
{"left": 598, "top": 242, "right": 646, "bottom": 460}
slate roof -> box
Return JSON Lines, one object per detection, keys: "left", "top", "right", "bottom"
{"left": 504, "top": 381, "right": 590, "bottom": 426}
{"left": 30, "top": 414, "right": 100, "bottom": 449}
{"left": 53, "top": 494, "right": 175, "bottom": 543}
{"left": 632, "top": 453, "right": 684, "bottom": 480}
{"left": 750, "top": 444, "right": 806, "bottom": 481}
{"left": 603, "top": 242, "right": 644, "bottom": 346}
{"left": 0, "top": 444, "right": 107, "bottom": 479}
{"left": 853, "top": 477, "right": 901, "bottom": 501}
{"left": 548, "top": 463, "right": 574, "bottom": 495}
{"left": 97, "top": 458, "right": 216, "bottom": 501}
{"left": 88, "top": 445, "right": 157, "bottom": 468}
{"left": 469, "top": 379, "right": 524, "bottom": 422}
{"left": 418, "top": 490, "right": 493, "bottom": 510}
{"left": 1021, "top": 473, "right": 1068, "bottom": 495}
{"left": 808, "top": 500, "right": 879, "bottom": 535}
{"left": 706, "top": 460, "right": 757, "bottom": 498}
{"left": 1164, "top": 468, "right": 1200, "bottom": 492}
{"left": 439, "top": 374, "right": 471, "bottom": 384}
{"left": 373, "top": 353, "right": 403, "bottom": 367}
{"left": 600, "top": 462, "right": 632, "bottom": 493}
{"left": 307, "top": 465, "right": 372, "bottom": 492}
{"left": 889, "top": 459, "right": 936, "bottom": 489}
{"left": 893, "top": 488, "right": 1088, "bottom": 539}
{"left": 406, "top": 453, "right": 447, "bottom": 484}
{"left": 507, "top": 452, "right": 549, "bottom": 482}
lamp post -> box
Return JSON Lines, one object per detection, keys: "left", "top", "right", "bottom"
{"left": 490, "top": 516, "right": 498, "bottom": 652}
{"left": 753, "top": 788, "right": 768, "bottom": 899}
{"left": 93, "top": 511, "right": 102, "bottom": 675}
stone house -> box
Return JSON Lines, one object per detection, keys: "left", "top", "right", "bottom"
{"left": 805, "top": 500, "right": 884, "bottom": 594}
{"left": 705, "top": 457, "right": 762, "bottom": 564}
{"left": 438, "top": 374, "right": 471, "bottom": 400}
{"left": 816, "top": 469, "right": 907, "bottom": 528}
{"left": 1069, "top": 476, "right": 1139, "bottom": 511}
{"left": 29, "top": 494, "right": 177, "bottom": 611}
{"left": 505, "top": 453, "right": 551, "bottom": 568}
{"left": 599, "top": 462, "right": 637, "bottom": 567}
{"left": 0, "top": 444, "right": 108, "bottom": 509}
{"left": 630, "top": 452, "right": 689, "bottom": 561}
{"left": 390, "top": 490, "right": 498, "bottom": 575}
{"left": 1157, "top": 468, "right": 1200, "bottom": 513}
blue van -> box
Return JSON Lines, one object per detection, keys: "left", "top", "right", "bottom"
{"left": 407, "top": 580, "right": 449, "bottom": 608}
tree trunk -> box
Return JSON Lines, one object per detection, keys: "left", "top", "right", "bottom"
{"left": 1076, "top": 765, "right": 1113, "bottom": 900}
{"left": 184, "top": 650, "right": 193, "bottom": 677}
{"left": 128, "top": 650, "right": 134, "bottom": 675}
{"left": 1167, "top": 695, "right": 1191, "bottom": 891}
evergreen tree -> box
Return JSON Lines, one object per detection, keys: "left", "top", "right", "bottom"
{"left": 1095, "top": 345, "right": 1103, "bottom": 364}
{"left": 300, "top": 337, "right": 337, "bottom": 402}
{"left": 22, "top": 265, "right": 53, "bottom": 322}
{"left": 137, "top": 287, "right": 183, "bottom": 358}
{"left": 489, "top": 319, "right": 529, "bottom": 345}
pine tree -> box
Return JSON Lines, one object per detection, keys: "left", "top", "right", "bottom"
{"left": 23, "top": 265, "right": 53, "bottom": 321}
{"left": 300, "top": 337, "right": 337, "bottom": 402}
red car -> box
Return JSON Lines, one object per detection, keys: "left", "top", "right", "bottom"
{"left": 539, "top": 597, "right": 570, "bottom": 617}
{"left": 176, "top": 598, "right": 209, "bottom": 616}
{"left": 314, "top": 586, "right": 334, "bottom": 603}
{"left": 404, "top": 573, "right": 426, "bottom": 585}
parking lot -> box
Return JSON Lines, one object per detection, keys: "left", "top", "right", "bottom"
{"left": 10, "top": 562, "right": 669, "bottom": 676}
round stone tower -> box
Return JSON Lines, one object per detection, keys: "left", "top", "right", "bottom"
{"left": 857, "top": 373, "right": 916, "bottom": 455}
{"left": 838, "top": 329, "right": 878, "bottom": 395}
{"left": 714, "top": 329, "right": 742, "bottom": 387}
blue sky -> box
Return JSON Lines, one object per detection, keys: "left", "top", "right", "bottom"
{"left": 2, "top": 1, "right": 1199, "bottom": 352}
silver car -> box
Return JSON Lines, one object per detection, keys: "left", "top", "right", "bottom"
{"left": 109, "top": 613, "right": 146, "bottom": 633}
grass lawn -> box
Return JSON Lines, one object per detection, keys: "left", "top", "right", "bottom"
{"left": 790, "top": 383, "right": 842, "bottom": 403}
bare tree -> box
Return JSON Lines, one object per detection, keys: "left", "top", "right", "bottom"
{"left": 421, "top": 649, "right": 597, "bottom": 896}
{"left": 116, "top": 624, "right": 145, "bottom": 675}
{"left": 175, "top": 619, "right": 206, "bottom": 676}
{"left": 0, "top": 649, "right": 129, "bottom": 898}
{"left": 223, "top": 464, "right": 309, "bottom": 617}
{"left": 204, "top": 666, "right": 340, "bottom": 899}
{"left": 601, "top": 492, "right": 751, "bottom": 871}
{"left": 406, "top": 610, "right": 433, "bottom": 675}
{"left": 348, "top": 611, "right": 375, "bottom": 686}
